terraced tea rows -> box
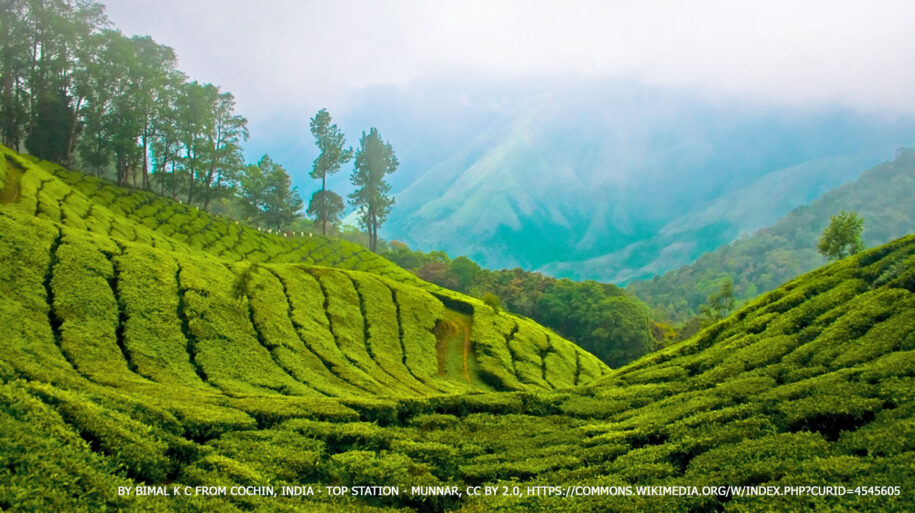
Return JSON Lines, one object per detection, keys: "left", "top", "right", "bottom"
{"left": 0, "top": 146, "right": 606, "bottom": 397}
{"left": 3, "top": 145, "right": 913, "bottom": 512}
{"left": 32, "top": 154, "right": 425, "bottom": 285}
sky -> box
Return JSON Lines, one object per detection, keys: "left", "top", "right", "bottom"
{"left": 104, "top": 0, "right": 915, "bottom": 117}
{"left": 102, "top": 0, "right": 915, "bottom": 193}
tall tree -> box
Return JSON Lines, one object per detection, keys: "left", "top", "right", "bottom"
{"left": 0, "top": 0, "right": 32, "bottom": 148}
{"left": 24, "top": 87, "right": 73, "bottom": 162}
{"left": 199, "top": 88, "right": 246, "bottom": 211}
{"left": 76, "top": 29, "right": 120, "bottom": 176}
{"left": 5, "top": 0, "right": 106, "bottom": 159}
{"left": 129, "top": 35, "right": 176, "bottom": 190}
{"left": 149, "top": 69, "right": 186, "bottom": 197}
{"left": 175, "top": 80, "right": 210, "bottom": 204}
{"left": 61, "top": 0, "right": 108, "bottom": 167}
{"left": 818, "top": 210, "right": 865, "bottom": 260}
{"left": 238, "top": 154, "right": 303, "bottom": 229}
{"left": 103, "top": 30, "right": 144, "bottom": 186}
{"left": 173, "top": 81, "right": 246, "bottom": 208}
{"left": 349, "top": 127, "right": 397, "bottom": 252}
{"left": 309, "top": 108, "right": 351, "bottom": 235}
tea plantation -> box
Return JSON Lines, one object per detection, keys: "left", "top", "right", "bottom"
{"left": 2, "top": 145, "right": 914, "bottom": 512}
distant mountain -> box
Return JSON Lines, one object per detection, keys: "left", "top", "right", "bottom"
{"left": 358, "top": 77, "right": 915, "bottom": 280}
{"left": 628, "top": 148, "right": 915, "bottom": 322}
{"left": 543, "top": 149, "right": 896, "bottom": 283}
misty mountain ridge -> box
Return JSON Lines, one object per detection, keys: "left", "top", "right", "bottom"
{"left": 342, "top": 77, "right": 915, "bottom": 278}
{"left": 250, "top": 76, "right": 915, "bottom": 282}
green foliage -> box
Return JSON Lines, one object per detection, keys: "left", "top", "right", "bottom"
{"left": 482, "top": 292, "right": 501, "bottom": 312}
{"left": 309, "top": 109, "right": 353, "bottom": 183}
{"left": 5, "top": 145, "right": 915, "bottom": 512}
{"left": 349, "top": 128, "right": 397, "bottom": 252}
{"left": 307, "top": 189, "right": 344, "bottom": 232}
{"left": 630, "top": 149, "right": 915, "bottom": 323}
{"left": 383, "top": 243, "right": 659, "bottom": 367}
{"left": 309, "top": 109, "right": 352, "bottom": 236}
{"left": 237, "top": 155, "right": 303, "bottom": 229}
{"left": 25, "top": 90, "right": 75, "bottom": 163}
{"left": 818, "top": 210, "right": 865, "bottom": 260}
{"left": 698, "top": 277, "right": 734, "bottom": 325}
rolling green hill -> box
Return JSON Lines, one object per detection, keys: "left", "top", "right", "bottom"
{"left": 2, "top": 143, "right": 914, "bottom": 512}
{"left": 0, "top": 144, "right": 606, "bottom": 400}
{"left": 629, "top": 148, "right": 915, "bottom": 323}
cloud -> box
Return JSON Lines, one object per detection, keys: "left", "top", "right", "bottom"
{"left": 103, "top": 0, "right": 915, "bottom": 117}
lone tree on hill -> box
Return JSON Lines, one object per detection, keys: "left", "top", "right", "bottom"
{"left": 818, "top": 210, "right": 865, "bottom": 260}
{"left": 309, "top": 109, "right": 352, "bottom": 235}
{"left": 349, "top": 127, "right": 397, "bottom": 252}
{"left": 700, "top": 278, "right": 735, "bottom": 326}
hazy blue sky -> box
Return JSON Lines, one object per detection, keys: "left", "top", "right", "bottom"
{"left": 105, "top": 0, "right": 915, "bottom": 118}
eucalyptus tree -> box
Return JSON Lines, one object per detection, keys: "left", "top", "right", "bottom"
{"left": 149, "top": 69, "right": 186, "bottom": 197}
{"left": 103, "top": 30, "right": 145, "bottom": 186}
{"left": 17, "top": 0, "right": 106, "bottom": 160}
{"left": 175, "top": 80, "right": 210, "bottom": 204}
{"left": 200, "top": 89, "right": 247, "bottom": 211}
{"left": 0, "top": 0, "right": 32, "bottom": 148}
{"left": 130, "top": 35, "right": 177, "bottom": 189}
{"left": 174, "top": 81, "right": 247, "bottom": 208}
{"left": 76, "top": 29, "right": 121, "bottom": 177}
{"left": 349, "top": 127, "right": 397, "bottom": 252}
{"left": 61, "top": 0, "right": 108, "bottom": 166}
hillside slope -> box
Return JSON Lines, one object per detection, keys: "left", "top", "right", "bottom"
{"left": 629, "top": 147, "right": 915, "bottom": 322}
{"left": 380, "top": 79, "right": 915, "bottom": 277}
{"left": 0, "top": 145, "right": 607, "bottom": 398}
{"left": 542, "top": 149, "right": 893, "bottom": 283}
{"left": 3, "top": 145, "right": 914, "bottom": 512}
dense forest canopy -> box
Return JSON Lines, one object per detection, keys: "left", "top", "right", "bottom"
{"left": 0, "top": 0, "right": 396, "bottom": 238}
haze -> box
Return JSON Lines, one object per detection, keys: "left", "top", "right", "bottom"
{"left": 105, "top": 0, "right": 915, "bottom": 118}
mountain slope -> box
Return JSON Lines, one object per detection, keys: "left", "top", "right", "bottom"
{"left": 380, "top": 79, "right": 915, "bottom": 278}
{"left": 543, "top": 148, "right": 895, "bottom": 283}
{"left": 3, "top": 153, "right": 914, "bottom": 512}
{"left": 629, "top": 147, "right": 915, "bottom": 322}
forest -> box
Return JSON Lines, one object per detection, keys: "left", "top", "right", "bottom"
{"left": 0, "top": 0, "right": 397, "bottom": 240}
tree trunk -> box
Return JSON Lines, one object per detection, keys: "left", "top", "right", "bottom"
{"left": 1, "top": 64, "right": 15, "bottom": 146}
{"left": 64, "top": 95, "right": 84, "bottom": 168}
{"left": 321, "top": 172, "right": 327, "bottom": 236}
{"left": 159, "top": 153, "right": 168, "bottom": 195}
{"left": 186, "top": 170, "right": 194, "bottom": 204}
{"left": 141, "top": 121, "right": 149, "bottom": 189}
{"left": 370, "top": 209, "right": 377, "bottom": 252}
{"left": 185, "top": 145, "right": 195, "bottom": 204}
{"left": 202, "top": 165, "right": 216, "bottom": 211}
{"left": 170, "top": 159, "right": 177, "bottom": 199}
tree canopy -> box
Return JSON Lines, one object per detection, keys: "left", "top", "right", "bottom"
{"left": 237, "top": 155, "right": 303, "bottom": 230}
{"left": 308, "top": 109, "right": 352, "bottom": 235}
{"left": 349, "top": 128, "right": 397, "bottom": 252}
{"left": 0, "top": 0, "right": 319, "bottom": 230}
{"left": 818, "top": 210, "right": 865, "bottom": 260}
